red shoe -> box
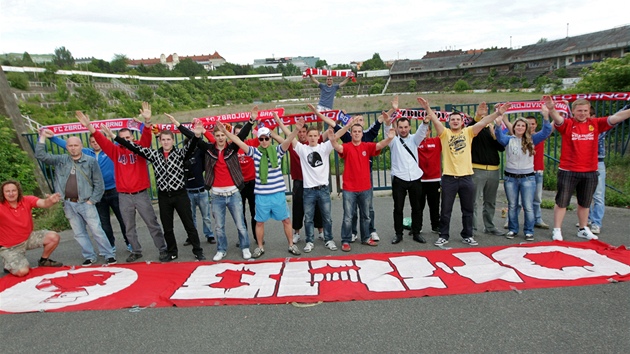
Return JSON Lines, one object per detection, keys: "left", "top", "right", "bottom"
{"left": 361, "top": 239, "right": 378, "bottom": 247}
{"left": 341, "top": 243, "right": 351, "bottom": 252}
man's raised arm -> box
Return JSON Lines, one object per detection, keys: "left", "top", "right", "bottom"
{"left": 471, "top": 102, "right": 512, "bottom": 136}
{"left": 417, "top": 97, "right": 444, "bottom": 136}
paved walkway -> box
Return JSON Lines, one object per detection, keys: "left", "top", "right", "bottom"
{"left": 2, "top": 187, "right": 629, "bottom": 353}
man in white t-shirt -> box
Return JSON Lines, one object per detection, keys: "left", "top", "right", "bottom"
{"left": 292, "top": 120, "right": 355, "bottom": 253}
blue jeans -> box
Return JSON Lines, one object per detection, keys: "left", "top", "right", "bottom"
{"left": 64, "top": 201, "right": 115, "bottom": 260}
{"left": 504, "top": 175, "right": 536, "bottom": 235}
{"left": 188, "top": 190, "right": 214, "bottom": 239}
{"left": 303, "top": 187, "right": 333, "bottom": 243}
{"left": 211, "top": 191, "right": 249, "bottom": 252}
{"left": 342, "top": 190, "right": 371, "bottom": 244}
{"left": 534, "top": 172, "right": 544, "bottom": 224}
{"left": 588, "top": 161, "right": 606, "bottom": 227}
{"left": 96, "top": 188, "right": 128, "bottom": 247}
{"left": 351, "top": 188, "right": 376, "bottom": 235}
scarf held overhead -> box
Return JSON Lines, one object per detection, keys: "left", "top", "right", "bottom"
{"left": 303, "top": 68, "right": 356, "bottom": 82}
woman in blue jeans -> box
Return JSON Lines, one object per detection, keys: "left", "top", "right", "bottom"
{"left": 495, "top": 114, "right": 552, "bottom": 241}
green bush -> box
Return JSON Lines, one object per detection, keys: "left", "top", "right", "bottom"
{"left": 6, "top": 72, "right": 29, "bottom": 90}
{"left": 32, "top": 204, "right": 71, "bottom": 231}
{"left": 453, "top": 79, "right": 471, "bottom": 92}
{"left": 0, "top": 116, "right": 38, "bottom": 194}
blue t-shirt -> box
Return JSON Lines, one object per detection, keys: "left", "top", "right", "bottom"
{"left": 318, "top": 83, "right": 340, "bottom": 109}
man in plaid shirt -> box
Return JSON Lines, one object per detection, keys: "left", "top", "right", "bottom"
{"left": 108, "top": 122, "right": 206, "bottom": 261}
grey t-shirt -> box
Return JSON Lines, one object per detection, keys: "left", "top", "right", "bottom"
{"left": 318, "top": 83, "right": 340, "bottom": 109}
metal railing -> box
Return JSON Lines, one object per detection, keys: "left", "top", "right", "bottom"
{"left": 23, "top": 102, "right": 629, "bottom": 199}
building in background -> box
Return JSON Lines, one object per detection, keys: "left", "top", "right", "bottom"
{"left": 252, "top": 56, "right": 319, "bottom": 71}
{"left": 127, "top": 51, "right": 226, "bottom": 70}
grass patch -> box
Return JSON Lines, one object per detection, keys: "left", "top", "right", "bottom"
{"left": 33, "top": 204, "right": 71, "bottom": 232}
{"left": 541, "top": 199, "right": 575, "bottom": 211}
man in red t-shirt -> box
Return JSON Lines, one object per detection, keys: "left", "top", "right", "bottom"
{"left": 0, "top": 180, "right": 63, "bottom": 276}
{"left": 328, "top": 123, "right": 395, "bottom": 251}
{"left": 545, "top": 96, "right": 630, "bottom": 241}
{"left": 417, "top": 124, "right": 442, "bottom": 234}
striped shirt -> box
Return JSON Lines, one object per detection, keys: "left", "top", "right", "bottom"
{"left": 247, "top": 145, "right": 287, "bottom": 195}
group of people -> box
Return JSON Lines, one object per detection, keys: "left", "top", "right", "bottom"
{"left": 2, "top": 74, "right": 628, "bottom": 277}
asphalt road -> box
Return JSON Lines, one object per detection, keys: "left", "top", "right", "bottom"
{"left": 1, "top": 188, "right": 629, "bottom": 353}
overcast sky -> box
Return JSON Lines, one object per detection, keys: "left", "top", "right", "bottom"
{"left": 1, "top": 0, "right": 628, "bottom": 66}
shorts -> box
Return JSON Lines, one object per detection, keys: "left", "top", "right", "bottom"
{"left": 254, "top": 192, "right": 290, "bottom": 222}
{"left": 555, "top": 170, "right": 599, "bottom": 208}
{"left": 0, "top": 230, "right": 47, "bottom": 273}
{"left": 317, "top": 105, "right": 332, "bottom": 112}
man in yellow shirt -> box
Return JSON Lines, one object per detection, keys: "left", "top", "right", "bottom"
{"left": 419, "top": 97, "right": 511, "bottom": 246}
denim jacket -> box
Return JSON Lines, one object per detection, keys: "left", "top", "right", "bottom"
{"left": 35, "top": 142, "right": 104, "bottom": 203}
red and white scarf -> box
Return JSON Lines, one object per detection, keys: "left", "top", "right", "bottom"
{"left": 551, "top": 92, "right": 630, "bottom": 102}
{"left": 506, "top": 101, "right": 570, "bottom": 115}
{"left": 303, "top": 68, "right": 356, "bottom": 82}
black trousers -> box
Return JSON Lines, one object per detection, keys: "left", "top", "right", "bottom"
{"left": 240, "top": 180, "right": 258, "bottom": 242}
{"left": 439, "top": 175, "right": 474, "bottom": 240}
{"left": 96, "top": 188, "right": 129, "bottom": 247}
{"left": 158, "top": 189, "right": 202, "bottom": 257}
{"left": 292, "top": 179, "right": 323, "bottom": 230}
{"left": 420, "top": 181, "right": 441, "bottom": 231}
{"left": 392, "top": 176, "right": 422, "bottom": 236}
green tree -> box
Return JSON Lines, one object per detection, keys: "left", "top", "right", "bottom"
{"left": 6, "top": 72, "right": 29, "bottom": 90}
{"left": 315, "top": 59, "right": 328, "bottom": 68}
{"left": 21, "top": 52, "right": 34, "bottom": 66}
{"left": 576, "top": 55, "right": 630, "bottom": 92}
{"left": 174, "top": 58, "right": 205, "bottom": 77}
{"left": 136, "top": 85, "right": 154, "bottom": 102}
{"left": 110, "top": 54, "right": 129, "bottom": 73}
{"left": 368, "top": 83, "right": 383, "bottom": 95}
{"left": 147, "top": 63, "right": 171, "bottom": 77}
{"left": 408, "top": 80, "right": 417, "bottom": 92}
{"left": 88, "top": 59, "right": 111, "bottom": 73}
{"left": 555, "top": 67, "right": 569, "bottom": 78}
{"left": 0, "top": 116, "right": 38, "bottom": 194}
{"left": 277, "top": 62, "right": 301, "bottom": 76}
{"left": 53, "top": 46, "right": 75, "bottom": 68}
{"left": 73, "top": 85, "right": 107, "bottom": 110}
{"left": 453, "top": 79, "right": 471, "bottom": 92}
{"left": 361, "top": 53, "right": 387, "bottom": 71}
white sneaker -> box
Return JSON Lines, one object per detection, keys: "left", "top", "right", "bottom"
{"left": 317, "top": 232, "right": 325, "bottom": 241}
{"left": 304, "top": 242, "right": 314, "bottom": 253}
{"left": 370, "top": 232, "right": 380, "bottom": 241}
{"left": 292, "top": 232, "right": 301, "bottom": 244}
{"left": 242, "top": 249, "right": 251, "bottom": 260}
{"left": 552, "top": 229, "right": 563, "bottom": 241}
{"left": 590, "top": 225, "right": 601, "bottom": 234}
{"left": 325, "top": 240, "right": 338, "bottom": 251}
{"left": 577, "top": 227, "right": 598, "bottom": 240}
{"left": 350, "top": 234, "right": 358, "bottom": 243}
{"left": 212, "top": 251, "right": 226, "bottom": 262}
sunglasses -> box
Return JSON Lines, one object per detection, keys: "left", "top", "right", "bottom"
{"left": 258, "top": 136, "right": 270, "bottom": 141}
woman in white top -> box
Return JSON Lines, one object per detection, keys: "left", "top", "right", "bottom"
{"left": 495, "top": 112, "right": 552, "bottom": 241}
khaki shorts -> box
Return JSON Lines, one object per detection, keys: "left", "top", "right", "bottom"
{"left": 0, "top": 230, "right": 48, "bottom": 273}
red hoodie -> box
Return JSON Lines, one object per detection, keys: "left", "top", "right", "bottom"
{"left": 93, "top": 126, "right": 153, "bottom": 193}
